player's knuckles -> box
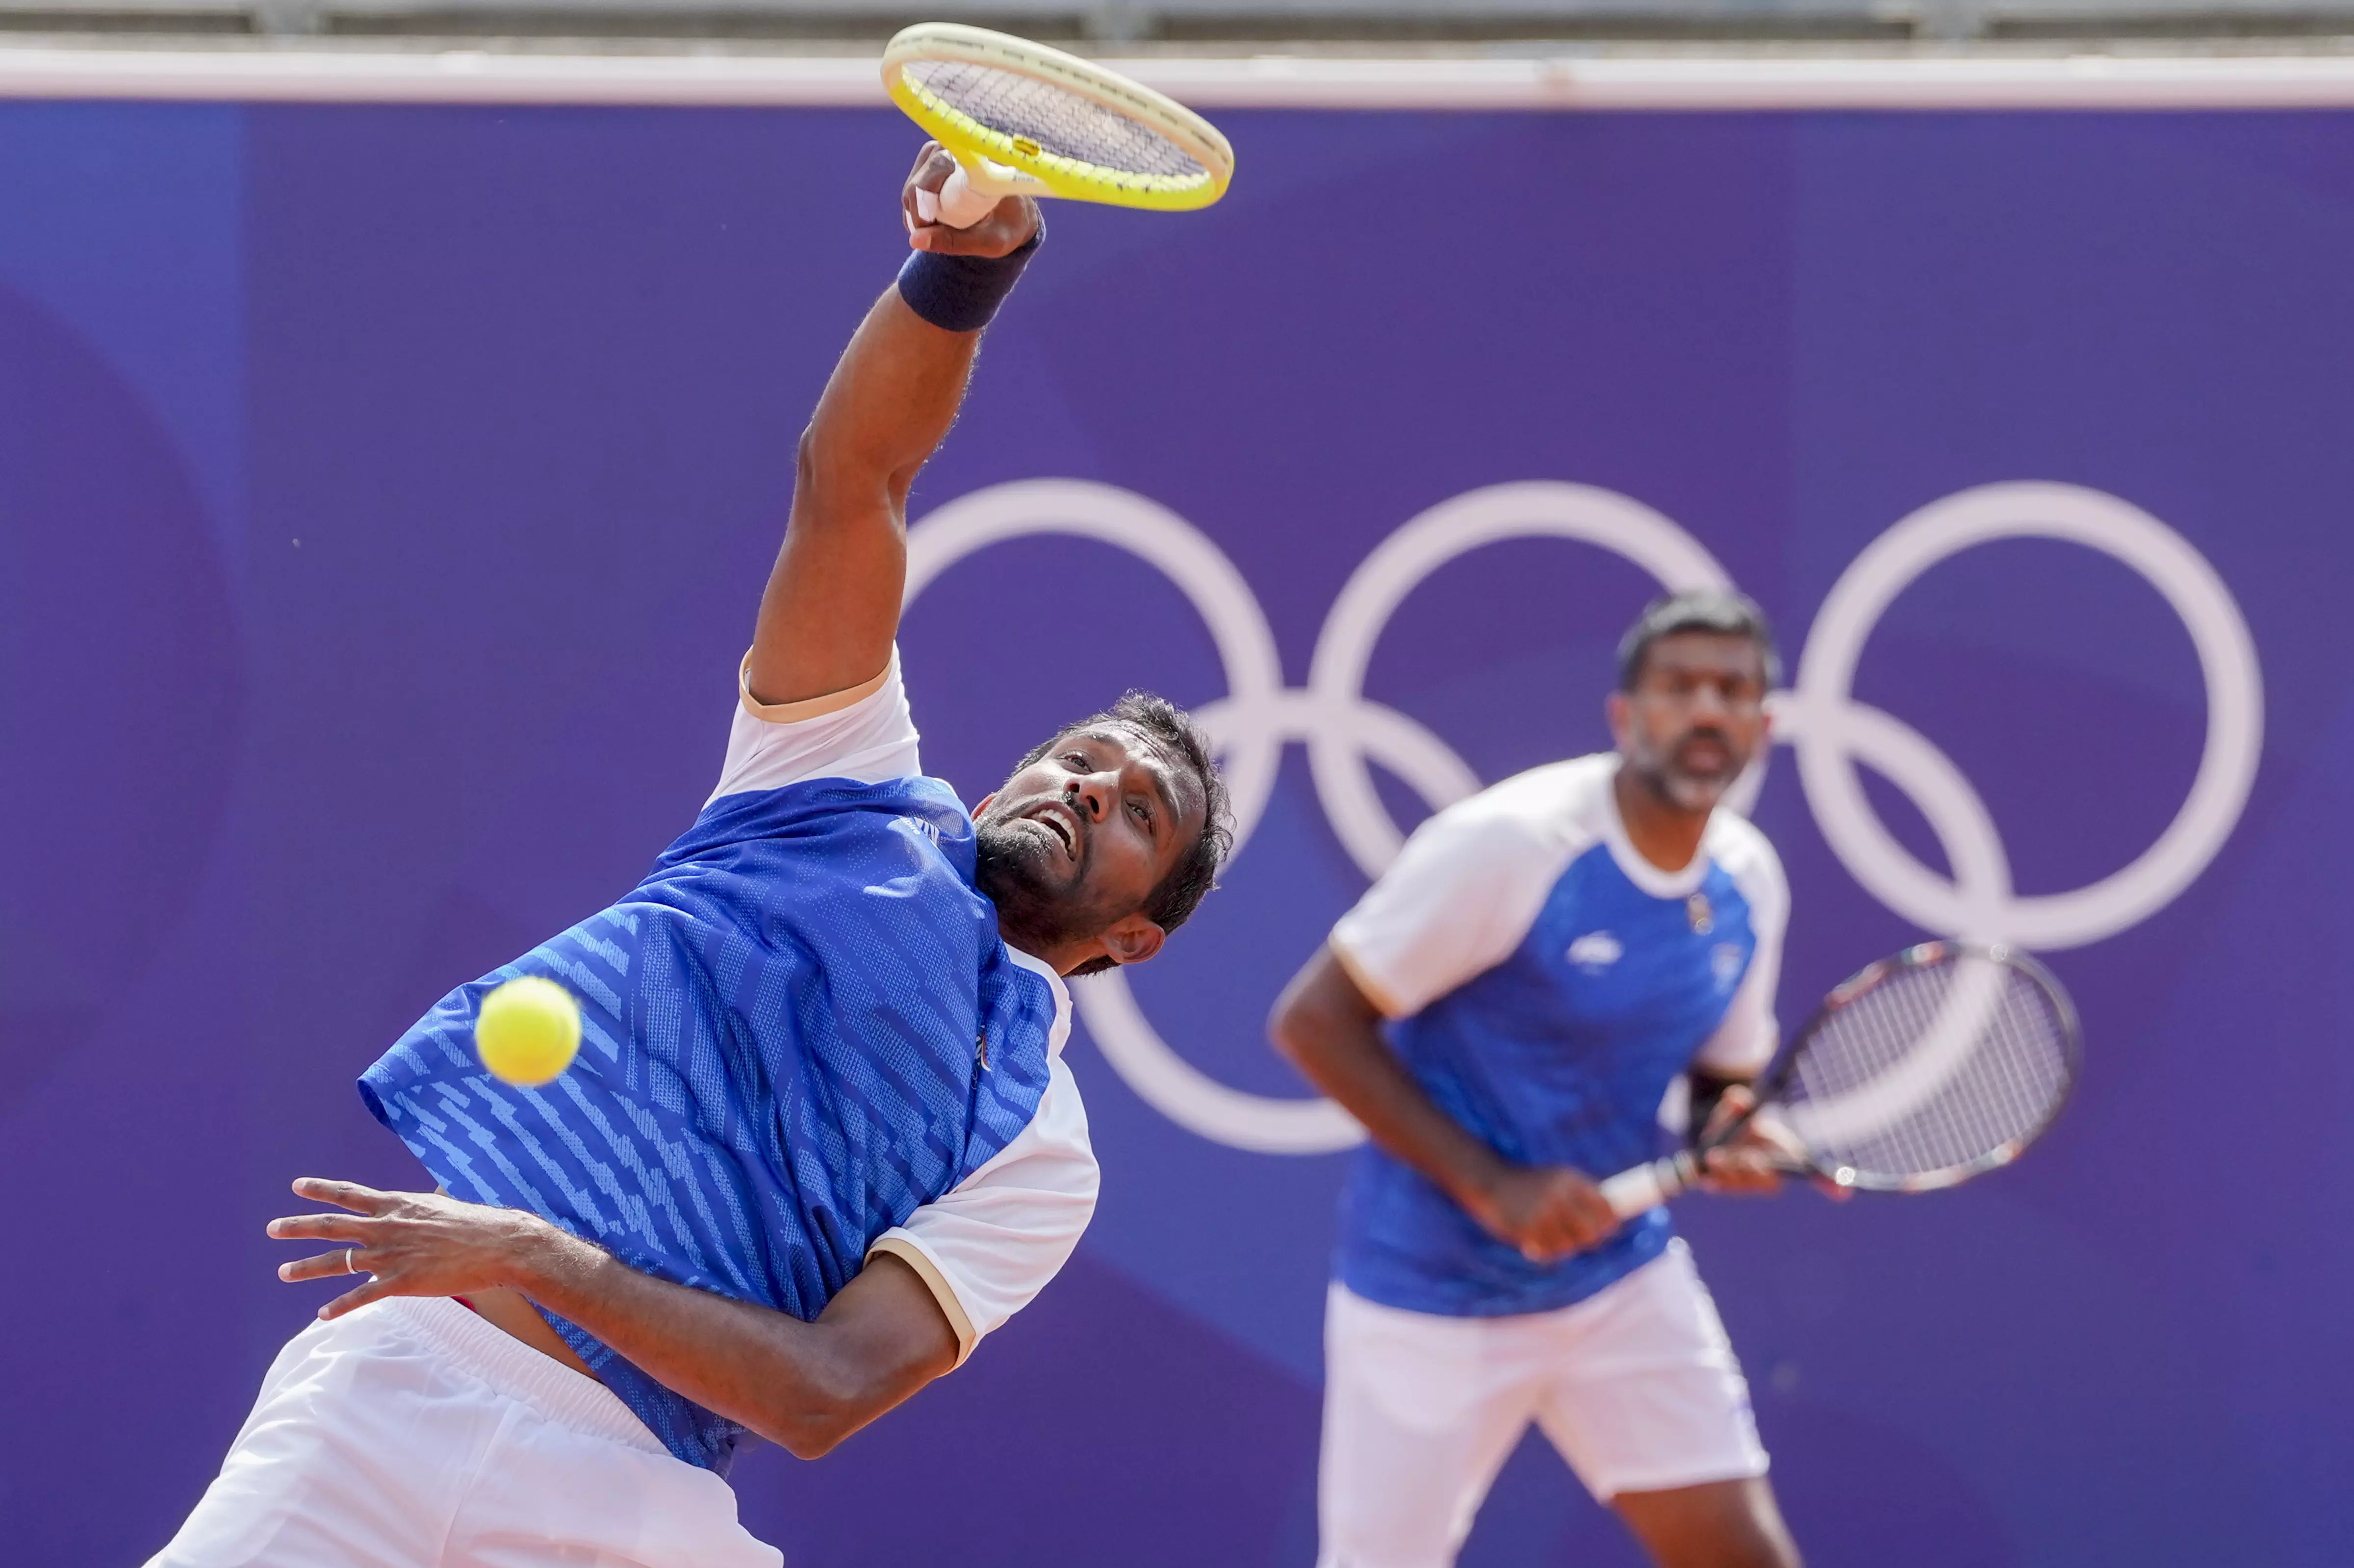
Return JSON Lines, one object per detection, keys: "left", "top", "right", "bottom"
{"left": 268, "top": 1215, "right": 347, "bottom": 1239}
{"left": 999, "top": 206, "right": 1043, "bottom": 247}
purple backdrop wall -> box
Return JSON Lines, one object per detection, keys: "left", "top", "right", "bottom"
{"left": 1, "top": 100, "right": 2348, "bottom": 1567}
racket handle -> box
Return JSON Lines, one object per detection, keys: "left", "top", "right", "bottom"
{"left": 930, "top": 164, "right": 1002, "bottom": 230}
{"left": 1599, "top": 1153, "right": 1697, "bottom": 1219}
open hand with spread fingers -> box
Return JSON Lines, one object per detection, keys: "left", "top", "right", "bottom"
{"left": 267, "top": 1178, "right": 583, "bottom": 1321}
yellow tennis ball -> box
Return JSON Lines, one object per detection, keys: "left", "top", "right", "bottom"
{"left": 475, "top": 976, "right": 581, "bottom": 1087}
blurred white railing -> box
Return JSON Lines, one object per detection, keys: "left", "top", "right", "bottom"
{"left": 1, "top": 41, "right": 2354, "bottom": 103}
{"left": 0, "top": 0, "right": 2352, "bottom": 43}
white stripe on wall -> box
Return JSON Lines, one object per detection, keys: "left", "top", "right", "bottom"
{"left": 3, "top": 45, "right": 2354, "bottom": 108}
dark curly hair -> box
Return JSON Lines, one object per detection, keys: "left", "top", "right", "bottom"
{"left": 1012, "top": 691, "right": 1233, "bottom": 978}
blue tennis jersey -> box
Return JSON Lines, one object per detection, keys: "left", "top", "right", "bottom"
{"left": 1327, "top": 755, "right": 1788, "bottom": 1318}
{"left": 359, "top": 771, "right": 1061, "bottom": 1473}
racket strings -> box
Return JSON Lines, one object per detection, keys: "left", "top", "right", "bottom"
{"left": 1842, "top": 963, "right": 2062, "bottom": 1173}
{"left": 907, "top": 61, "right": 1207, "bottom": 180}
{"left": 1784, "top": 956, "right": 2073, "bottom": 1182}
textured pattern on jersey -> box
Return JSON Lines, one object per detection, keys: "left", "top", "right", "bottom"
{"left": 1340, "top": 843, "right": 1758, "bottom": 1318}
{"left": 360, "top": 775, "right": 1057, "bottom": 1472}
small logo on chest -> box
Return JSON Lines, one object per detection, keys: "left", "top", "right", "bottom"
{"left": 1712, "top": 942, "right": 1746, "bottom": 988}
{"left": 1566, "top": 931, "right": 1624, "bottom": 971}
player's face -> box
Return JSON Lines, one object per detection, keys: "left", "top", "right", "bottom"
{"left": 1609, "top": 632, "right": 1771, "bottom": 813}
{"left": 972, "top": 724, "right": 1207, "bottom": 964}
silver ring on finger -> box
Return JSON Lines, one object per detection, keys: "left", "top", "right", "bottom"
{"left": 344, "top": 1247, "right": 360, "bottom": 1276}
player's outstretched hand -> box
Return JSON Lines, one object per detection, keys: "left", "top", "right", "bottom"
{"left": 1470, "top": 1165, "right": 1622, "bottom": 1264}
{"left": 267, "top": 1177, "right": 570, "bottom": 1321}
{"left": 903, "top": 140, "right": 1041, "bottom": 258}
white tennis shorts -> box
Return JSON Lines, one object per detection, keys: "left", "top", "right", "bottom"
{"left": 1319, "top": 1239, "right": 1767, "bottom": 1568}
{"left": 146, "top": 1295, "right": 780, "bottom": 1568}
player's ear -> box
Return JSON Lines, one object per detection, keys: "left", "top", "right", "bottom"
{"left": 974, "top": 791, "right": 998, "bottom": 816}
{"left": 1605, "top": 690, "right": 1633, "bottom": 748}
{"left": 1098, "top": 913, "right": 1166, "bottom": 968}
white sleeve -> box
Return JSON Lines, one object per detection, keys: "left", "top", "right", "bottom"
{"left": 1327, "top": 804, "right": 1567, "bottom": 1020}
{"left": 1693, "top": 835, "right": 1790, "bottom": 1078}
{"left": 705, "top": 645, "right": 922, "bottom": 807}
{"left": 865, "top": 1057, "right": 1098, "bottom": 1366}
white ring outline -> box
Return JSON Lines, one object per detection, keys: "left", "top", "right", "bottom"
{"left": 904, "top": 476, "right": 2261, "bottom": 1154}
{"left": 904, "top": 480, "right": 1357, "bottom": 1151}
{"left": 904, "top": 479, "right": 1287, "bottom": 845}
{"left": 1306, "top": 482, "right": 1733, "bottom": 878}
{"left": 1791, "top": 481, "right": 2264, "bottom": 950}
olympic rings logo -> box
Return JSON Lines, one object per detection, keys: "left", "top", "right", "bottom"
{"left": 904, "top": 479, "right": 2263, "bottom": 1155}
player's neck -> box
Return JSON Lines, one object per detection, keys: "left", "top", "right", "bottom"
{"left": 1000, "top": 927, "right": 1091, "bottom": 978}
{"left": 1610, "top": 762, "right": 1709, "bottom": 874}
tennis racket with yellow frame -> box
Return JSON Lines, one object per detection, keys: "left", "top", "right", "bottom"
{"left": 882, "top": 24, "right": 1235, "bottom": 229}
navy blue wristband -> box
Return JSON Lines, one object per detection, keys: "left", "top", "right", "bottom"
{"left": 896, "top": 228, "right": 1043, "bottom": 334}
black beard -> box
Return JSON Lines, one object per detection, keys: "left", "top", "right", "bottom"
{"left": 1627, "top": 733, "right": 1742, "bottom": 813}
{"left": 974, "top": 814, "right": 1099, "bottom": 953}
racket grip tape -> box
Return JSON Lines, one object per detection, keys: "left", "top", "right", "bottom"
{"left": 932, "top": 165, "right": 1002, "bottom": 230}
{"left": 1598, "top": 1152, "right": 1698, "bottom": 1218}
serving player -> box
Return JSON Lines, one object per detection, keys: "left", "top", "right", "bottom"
{"left": 149, "top": 144, "right": 1230, "bottom": 1568}
{"left": 1271, "top": 590, "right": 1805, "bottom": 1568}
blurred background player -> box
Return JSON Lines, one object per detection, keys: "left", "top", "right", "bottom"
{"left": 1271, "top": 590, "right": 1802, "bottom": 1568}
{"left": 147, "top": 142, "right": 1230, "bottom": 1568}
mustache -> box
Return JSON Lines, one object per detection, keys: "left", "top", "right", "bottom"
{"left": 1036, "top": 794, "right": 1089, "bottom": 855}
{"left": 1670, "top": 728, "right": 1739, "bottom": 770}
{"left": 986, "top": 791, "right": 1090, "bottom": 860}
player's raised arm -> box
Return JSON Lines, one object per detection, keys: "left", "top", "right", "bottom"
{"left": 744, "top": 143, "right": 1042, "bottom": 706}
